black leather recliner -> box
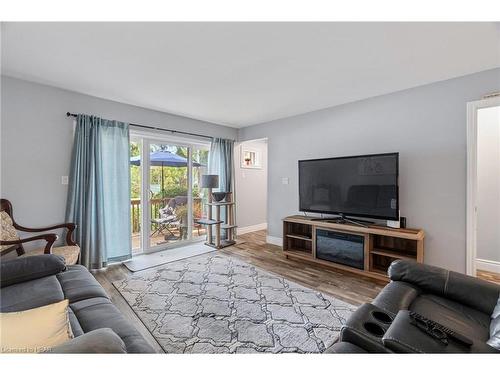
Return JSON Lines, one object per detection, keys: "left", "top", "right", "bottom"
{"left": 330, "top": 260, "right": 500, "bottom": 353}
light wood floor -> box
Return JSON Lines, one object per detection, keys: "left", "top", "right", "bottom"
{"left": 477, "top": 269, "right": 500, "bottom": 284}
{"left": 94, "top": 229, "right": 386, "bottom": 352}
{"left": 221, "top": 230, "right": 386, "bottom": 305}
{"left": 94, "top": 230, "right": 500, "bottom": 353}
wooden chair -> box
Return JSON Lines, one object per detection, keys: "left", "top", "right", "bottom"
{"left": 0, "top": 199, "right": 80, "bottom": 265}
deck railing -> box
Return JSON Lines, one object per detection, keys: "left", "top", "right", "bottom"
{"left": 130, "top": 197, "right": 203, "bottom": 233}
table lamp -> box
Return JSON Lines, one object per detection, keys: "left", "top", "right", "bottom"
{"left": 201, "top": 174, "right": 219, "bottom": 204}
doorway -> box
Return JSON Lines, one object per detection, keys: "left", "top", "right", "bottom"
{"left": 466, "top": 96, "right": 500, "bottom": 279}
{"left": 130, "top": 132, "right": 209, "bottom": 254}
{"left": 234, "top": 138, "right": 268, "bottom": 236}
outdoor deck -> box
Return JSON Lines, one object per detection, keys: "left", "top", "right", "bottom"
{"left": 130, "top": 196, "right": 206, "bottom": 254}
{"left": 131, "top": 227, "right": 207, "bottom": 254}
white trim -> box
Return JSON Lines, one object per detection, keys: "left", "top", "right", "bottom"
{"left": 266, "top": 235, "right": 283, "bottom": 247}
{"left": 466, "top": 96, "right": 500, "bottom": 276}
{"left": 476, "top": 258, "right": 500, "bottom": 274}
{"left": 238, "top": 222, "right": 267, "bottom": 234}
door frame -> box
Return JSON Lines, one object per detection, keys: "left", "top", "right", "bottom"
{"left": 130, "top": 129, "right": 210, "bottom": 255}
{"left": 466, "top": 96, "right": 500, "bottom": 276}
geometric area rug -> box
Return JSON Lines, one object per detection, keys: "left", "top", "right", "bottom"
{"left": 113, "top": 252, "right": 356, "bottom": 353}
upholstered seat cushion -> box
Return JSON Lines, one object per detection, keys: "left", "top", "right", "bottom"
{"left": 69, "top": 297, "right": 154, "bottom": 353}
{"left": 23, "top": 245, "right": 80, "bottom": 265}
{"left": 56, "top": 265, "right": 108, "bottom": 303}
{"left": 0, "top": 275, "right": 65, "bottom": 313}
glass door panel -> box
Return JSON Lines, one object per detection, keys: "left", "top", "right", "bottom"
{"left": 148, "top": 142, "right": 189, "bottom": 248}
{"left": 130, "top": 139, "right": 142, "bottom": 254}
{"left": 192, "top": 146, "right": 209, "bottom": 240}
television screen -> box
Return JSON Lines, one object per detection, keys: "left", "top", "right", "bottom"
{"left": 298, "top": 153, "right": 399, "bottom": 220}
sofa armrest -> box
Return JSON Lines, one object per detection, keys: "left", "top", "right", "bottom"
{"left": 388, "top": 260, "right": 500, "bottom": 315}
{"left": 0, "top": 254, "right": 66, "bottom": 288}
{"left": 49, "top": 328, "right": 126, "bottom": 353}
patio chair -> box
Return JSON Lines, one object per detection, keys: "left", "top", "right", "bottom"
{"left": 150, "top": 197, "right": 186, "bottom": 239}
{"left": 0, "top": 198, "right": 80, "bottom": 265}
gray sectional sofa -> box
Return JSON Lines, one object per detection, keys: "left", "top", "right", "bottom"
{"left": 0, "top": 254, "right": 154, "bottom": 353}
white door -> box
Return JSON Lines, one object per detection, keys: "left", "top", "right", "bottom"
{"left": 466, "top": 96, "right": 500, "bottom": 276}
{"left": 130, "top": 133, "right": 210, "bottom": 254}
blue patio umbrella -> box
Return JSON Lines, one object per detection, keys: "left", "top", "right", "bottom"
{"left": 130, "top": 150, "right": 202, "bottom": 167}
{"left": 130, "top": 150, "right": 203, "bottom": 197}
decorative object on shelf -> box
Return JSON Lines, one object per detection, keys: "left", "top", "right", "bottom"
{"left": 198, "top": 175, "right": 236, "bottom": 249}
{"left": 211, "top": 192, "right": 227, "bottom": 202}
{"left": 240, "top": 146, "right": 262, "bottom": 169}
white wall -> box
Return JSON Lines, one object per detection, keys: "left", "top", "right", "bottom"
{"left": 0, "top": 76, "right": 237, "bottom": 248}
{"left": 476, "top": 106, "right": 500, "bottom": 263}
{"left": 238, "top": 68, "right": 500, "bottom": 272}
{"left": 234, "top": 139, "right": 268, "bottom": 230}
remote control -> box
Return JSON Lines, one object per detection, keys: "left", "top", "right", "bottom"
{"left": 409, "top": 311, "right": 473, "bottom": 347}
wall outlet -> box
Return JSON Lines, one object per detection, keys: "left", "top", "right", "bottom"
{"left": 61, "top": 176, "right": 69, "bottom": 185}
{"left": 281, "top": 177, "right": 289, "bottom": 185}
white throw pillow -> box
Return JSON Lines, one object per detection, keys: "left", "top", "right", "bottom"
{"left": 0, "top": 299, "right": 74, "bottom": 353}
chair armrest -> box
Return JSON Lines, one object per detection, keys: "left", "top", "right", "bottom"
{"left": 388, "top": 260, "right": 500, "bottom": 315}
{"left": 0, "top": 233, "right": 58, "bottom": 253}
{"left": 49, "top": 328, "right": 127, "bottom": 353}
{"left": 0, "top": 254, "right": 66, "bottom": 287}
{"left": 15, "top": 223, "right": 77, "bottom": 246}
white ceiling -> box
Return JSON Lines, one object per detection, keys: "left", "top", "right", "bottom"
{"left": 2, "top": 22, "right": 499, "bottom": 128}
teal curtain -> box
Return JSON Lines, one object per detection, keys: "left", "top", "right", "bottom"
{"left": 208, "top": 138, "right": 234, "bottom": 233}
{"left": 66, "top": 114, "right": 131, "bottom": 269}
{"left": 208, "top": 138, "right": 234, "bottom": 193}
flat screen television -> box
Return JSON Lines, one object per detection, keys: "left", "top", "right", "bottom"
{"left": 298, "top": 152, "right": 399, "bottom": 220}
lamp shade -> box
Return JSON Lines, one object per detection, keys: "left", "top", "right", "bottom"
{"left": 200, "top": 174, "right": 219, "bottom": 189}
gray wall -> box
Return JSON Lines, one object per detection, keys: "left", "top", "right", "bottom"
{"left": 0, "top": 76, "right": 237, "bottom": 249}
{"left": 234, "top": 139, "right": 268, "bottom": 228}
{"left": 238, "top": 68, "right": 500, "bottom": 272}
{"left": 477, "top": 105, "right": 500, "bottom": 263}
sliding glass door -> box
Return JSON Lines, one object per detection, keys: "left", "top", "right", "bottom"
{"left": 130, "top": 133, "right": 209, "bottom": 254}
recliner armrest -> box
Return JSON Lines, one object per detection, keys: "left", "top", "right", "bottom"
{"left": 0, "top": 254, "right": 66, "bottom": 288}
{"left": 388, "top": 260, "right": 500, "bottom": 315}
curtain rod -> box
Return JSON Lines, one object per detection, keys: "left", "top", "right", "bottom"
{"left": 66, "top": 112, "right": 215, "bottom": 140}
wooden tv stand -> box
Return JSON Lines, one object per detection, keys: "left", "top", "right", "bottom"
{"left": 282, "top": 215, "right": 424, "bottom": 281}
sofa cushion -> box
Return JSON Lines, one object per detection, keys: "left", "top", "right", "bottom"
{"left": 56, "top": 265, "right": 108, "bottom": 303}
{"left": 0, "top": 275, "right": 64, "bottom": 312}
{"left": 70, "top": 297, "right": 154, "bottom": 353}
{"left": 50, "top": 328, "right": 126, "bottom": 353}
{"left": 410, "top": 294, "right": 491, "bottom": 341}
{"left": 389, "top": 260, "right": 500, "bottom": 315}
{"left": 67, "top": 307, "right": 84, "bottom": 337}
{"left": 1, "top": 255, "right": 66, "bottom": 288}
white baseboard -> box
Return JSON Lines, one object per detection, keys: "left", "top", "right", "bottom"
{"left": 266, "top": 235, "right": 283, "bottom": 247}
{"left": 476, "top": 258, "right": 500, "bottom": 274}
{"left": 238, "top": 222, "right": 267, "bottom": 235}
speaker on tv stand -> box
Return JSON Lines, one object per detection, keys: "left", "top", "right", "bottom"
{"left": 387, "top": 211, "right": 406, "bottom": 229}
{"left": 387, "top": 217, "right": 407, "bottom": 229}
